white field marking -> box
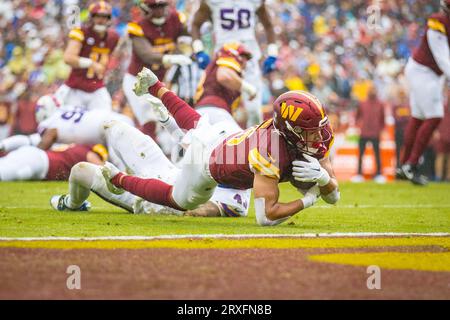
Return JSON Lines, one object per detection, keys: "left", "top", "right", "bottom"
{"left": 2, "top": 204, "right": 450, "bottom": 210}
{"left": 0, "top": 233, "right": 448, "bottom": 241}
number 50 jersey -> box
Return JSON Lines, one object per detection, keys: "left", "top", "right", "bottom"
{"left": 207, "top": 0, "right": 263, "bottom": 60}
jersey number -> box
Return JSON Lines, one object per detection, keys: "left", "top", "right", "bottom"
{"left": 220, "top": 8, "right": 251, "bottom": 30}
{"left": 86, "top": 51, "right": 109, "bottom": 79}
{"left": 61, "top": 110, "right": 85, "bottom": 123}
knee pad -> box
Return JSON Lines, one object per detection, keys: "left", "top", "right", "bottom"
{"left": 70, "top": 162, "right": 100, "bottom": 188}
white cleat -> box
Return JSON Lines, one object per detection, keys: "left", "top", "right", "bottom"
{"left": 350, "top": 174, "right": 365, "bottom": 183}
{"left": 146, "top": 96, "right": 169, "bottom": 122}
{"left": 133, "top": 67, "right": 159, "bottom": 96}
{"left": 373, "top": 174, "right": 386, "bottom": 184}
{"left": 101, "top": 162, "right": 125, "bottom": 195}
{"left": 50, "top": 194, "right": 91, "bottom": 212}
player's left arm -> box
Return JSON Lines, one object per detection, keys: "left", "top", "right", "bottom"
{"left": 256, "top": 1, "right": 276, "bottom": 45}
{"left": 318, "top": 157, "right": 340, "bottom": 204}
{"left": 292, "top": 154, "right": 340, "bottom": 205}
{"left": 257, "top": 1, "right": 278, "bottom": 74}
{"left": 37, "top": 128, "right": 58, "bottom": 150}
{"left": 427, "top": 23, "right": 450, "bottom": 79}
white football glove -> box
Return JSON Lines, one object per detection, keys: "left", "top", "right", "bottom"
{"left": 101, "top": 161, "right": 124, "bottom": 195}
{"left": 301, "top": 185, "right": 321, "bottom": 209}
{"left": 146, "top": 96, "right": 169, "bottom": 122}
{"left": 292, "top": 154, "right": 331, "bottom": 187}
{"left": 162, "top": 54, "right": 192, "bottom": 67}
{"left": 133, "top": 67, "right": 159, "bottom": 96}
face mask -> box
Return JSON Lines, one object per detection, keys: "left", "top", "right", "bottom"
{"left": 93, "top": 24, "right": 107, "bottom": 33}
{"left": 151, "top": 17, "right": 166, "bottom": 25}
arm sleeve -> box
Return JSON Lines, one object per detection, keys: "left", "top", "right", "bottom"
{"left": 427, "top": 29, "right": 450, "bottom": 79}
{"left": 1, "top": 134, "right": 41, "bottom": 152}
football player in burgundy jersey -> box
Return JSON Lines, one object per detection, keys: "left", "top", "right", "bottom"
{"left": 101, "top": 67, "right": 340, "bottom": 226}
{"left": 194, "top": 42, "right": 257, "bottom": 128}
{"left": 55, "top": 1, "right": 120, "bottom": 111}
{"left": 400, "top": 0, "right": 450, "bottom": 185}
{"left": 0, "top": 143, "right": 106, "bottom": 187}
{"left": 122, "top": 0, "right": 192, "bottom": 138}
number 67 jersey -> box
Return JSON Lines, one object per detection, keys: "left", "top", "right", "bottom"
{"left": 38, "top": 108, "right": 133, "bottom": 146}
{"left": 207, "top": 0, "right": 263, "bottom": 60}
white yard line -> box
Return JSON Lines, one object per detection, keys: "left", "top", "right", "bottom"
{"left": 0, "top": 232, "right": 448, "bottom": 241}
{"left": 2, "top": 204, "right": 450, "bottom": 210}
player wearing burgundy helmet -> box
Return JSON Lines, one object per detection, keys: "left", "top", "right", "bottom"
{"left": 123, "top": 0, "right": 191, "bottom": 137}
{"left": 401, "top": 0, "right": 450, "bottom": 185}
{"left": 55, "top": 1, "right": 120, "bottom": 111}
{"left": 194, "top": 42, "right": 256, "bottom": 128}
{"left": 101, "top": 68, "right": 339, "bottom": 226}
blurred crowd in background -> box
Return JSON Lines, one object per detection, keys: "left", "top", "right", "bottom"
{"left": 0, "top": 0, "right": 448, "bottom": 181}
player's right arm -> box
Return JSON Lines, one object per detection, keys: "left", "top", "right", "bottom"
{"left": 37, "top": 128, "right": 58, "bottom": 150}
{"left": 0, "top": 134, "right": 41, "bottom": 152}
{"left": 131, "top": 36, "right": 165, "bottom": 65}
{"left": 191, "top": 0, "right": 211, "bottom": 42}
{"left": 129, "top": 24, "right": 190, "bottom": 67}
{"left": 253, "top": 174, "right": 318, "bottom": 226}
{"left": 63, "top": 30, "right": 104, "bottom": 76}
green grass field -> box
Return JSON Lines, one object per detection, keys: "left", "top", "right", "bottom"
{"left": 0, "top": 181, "right": 449, "bottom": 238}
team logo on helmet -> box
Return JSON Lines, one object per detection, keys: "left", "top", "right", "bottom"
{"left": 35, "top": 95, "right": 61, "bottom": 123}
{"left": 273, "top": 90, "right": 331, "bottom": 158}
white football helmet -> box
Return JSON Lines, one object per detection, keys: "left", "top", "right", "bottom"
{"left": 35, "top": 95, "right": 60, "bottom": 123}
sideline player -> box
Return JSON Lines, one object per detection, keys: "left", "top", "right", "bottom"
{"left": 55, "top": 1, "right": 120, "bottom": 111}
{"left": 123, "top": 0, "right": 192, "bottom": 137}
{"left": 101, "top": 68, "right": 339, "bottom": 226}
{"left": 400, "top": 0, "right": 450, "bottom": 185}
{"left": 191, "top": 0, "right": 278, "bottom": 127}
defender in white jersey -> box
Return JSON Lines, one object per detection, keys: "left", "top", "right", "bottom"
{"left": 36, "top": 108, "right": 134, "bottom": 150}
{"left": 191, "top": 0, "right": 278, "bottom": 127}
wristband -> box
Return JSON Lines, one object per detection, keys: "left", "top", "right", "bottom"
{"left": 317, "top": 168, "right": 331, "bottom": 187}
{"left": 78, "top": 57, "right": 93, "bottom": 68}
{"left": 241, "top": 80, "right": 256, "bottom": 96}
{"left": 267, "top": 43, "right": 279, "bottom": 57}
{"left": 192, "top": 39, "right": 204, "bottom": 53}
{"left": 148, "top": 81, "right": 166, "bottom": 97}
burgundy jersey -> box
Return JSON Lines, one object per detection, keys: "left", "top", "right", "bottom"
{"left": 65, "top": 25, "right": 119, "bottom": 92}
{"left": 127, "top": 9, "right": 184, "bottom": 79}
{"left": 209, "top": 119, "right": 335, "bottom": 190}
{"left": 194, "top": 51, "right": 243, "bottom": 114}
{"left": 413, "top": 12, "right": 450, "bottom": 75}
{"left": 45, "top": 144, "right": 98, "bottom": 181}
